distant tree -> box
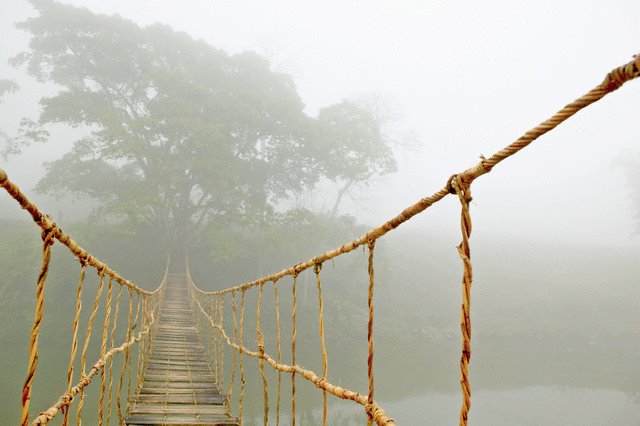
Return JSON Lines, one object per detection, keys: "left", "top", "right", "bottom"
{"left": 10, "top": 0, "right": 397, "bottom": 250}
{"left": 314, "top": 100, "right": 397, "bottom": 215}
{"left": 0, "top": 79, "right": 19, "bottom": 155}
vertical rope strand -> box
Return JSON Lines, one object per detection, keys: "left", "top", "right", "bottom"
{"left": 127, "top": 294, "right": 141, "bottom": 404}
{"left": 238, "top": 290, "right": 246, "bottom": 425}
{"left": 21, "top": 227, "right": 55, "bottom": 426}
{"left": 62, "top": 263, "right": 86, "bottom": 426}
{"left": 226, "top": 291, "right": 237, "bottom": 414}
{"left": 366, "top": 240, "right": 376, "bottom": 425}
{"left": 218, "top": 294, "right": 225, "bottom": 391}
{"left": 77, "top": 269, "right": 106, "bottom": 425}
{"left": 98, "top": 276, "right": 114, "bottom": 426}
{"left": 273, "top": 280, "right": 282, "bottom": 425}
{"left": 116, "top": 288, "right": 134, "bottom": 424}
{"left": 213, "top": 297, "right": 219, "bottom": 383}
{"left": 291, "top": 273, "right": 298, "bottom": 426}
{"left": 256, "top": 283, "right": 269, "bottom": 426}
{"left": 453, "top": 176, "right": 474, "bottom": 426}
{"left": 314, "top": 263, "right": 328, "bottom": 426}
{"left": 106, "top": 285, "right": 123, "bottom": 425}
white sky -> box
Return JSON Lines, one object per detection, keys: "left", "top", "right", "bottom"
{"left": 1, "top": 0, "right": 640, "bottom": 247}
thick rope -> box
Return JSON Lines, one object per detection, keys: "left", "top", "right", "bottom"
{"left": 106, "top": 285, "right": 123, "bottom": 425}
{"left": 3, "top": 53, "right": 639, "bottom": 426}
{"left": 127, "top": 295, "right": 142, "bottom": 401}
{"left": 190, "top": 290, "right": 395, "bottom": 425}
{"left": 273, "top": 280, "right": 282, "bottom": 426}
{"left": 453, "top": 175, "right": 474, "bottom": 426}
{"left": 256, "top": 283, "right": 269, "bottom": 426}
{"left": 188, "top": 55, "right": 640, "bottom": 300}
{"left": 62, "top": 264, "right": 85, "bottom": 426}
{"left": 77, "top": 270, "right": 106, "bottom": 423}
{"left": 227, "top": 291, "right": 238, "bottom": 413}
{"left": 238, "top": 290, "right": 246, "bottom": 424}
{"left": 0, "top": 169, "right": 153, "bottom": 296}
{"left": 218, "top": 294, "right": 225, "bottom": 390}
{"left": 213, "top": 297, "right": 219, "bottom": 383}
{"left": 21, "top": 227, "right": 55, "bottom": 426}
{"left": 30, "top": 308, "right": 157, "bottom": 425}
{"left": 314, "top": 263, "right": 329, "bottom": 426}
{"left": 116, "top": 287, "right": 134, "bottom": 424}
{"left": 366, "top": 240, "right": 376, "bottom": 426}
{"left": 98, "top": 276, "right": 114, "bottom": 426}
{"left": 290, "top": 273, "right": 298, "bottom": 426}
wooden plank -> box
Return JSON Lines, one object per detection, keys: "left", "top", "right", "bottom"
{"left": 128, "top": 404, "right": 228, "bottom": 415}
{"left": 126, "top": 414, "right": 238, "bottom": 425}
{"left": 125, "top": 274, "right": 237, "bottom": 425}
{"left": 131, "top": 394, "right": 224, "bottom": 405}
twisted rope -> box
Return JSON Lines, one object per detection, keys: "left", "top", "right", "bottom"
{"left": 366, "top": 240, "right": 376, "bottom": 426}
{"left": 227, "top": 291, "right": 238, "bottom": 412}
{"left": 189, "top": 285, "right": 395, "bottom": 425}
{"left": 238, "top": 290, "right": 246, "bottom": 424}
{"left": 31, "top": 307, "right": 158, "bottom": 425}
{"left": 256, "top": 283, "right": 269, "bottom": 425}
{"left": 3, "top": 53, "right": 639, "bottom": 426}
{"left": 76, "top": 270, "right": 106, "bottom": 422}
{"left": 0, "top": 170, "right": 152, "bottom": 296}
{"left": 98, "top": 277, "right": 114, "bottom": 425}
{"left": 273, "top": 280, "right": 283, "bottom": 426}
{"left": 62, "top": 264, "right": 85, "bottom": 426}
{"left": 106, "top": 285, "right": 124, "bottom": 425}
{"left": 453, "top": 175, "right": 474, "bottom": 425}
{"left": 290, "top": 273, "right": 298, "bottom": 426}
{"left": 314, "top": 263, "right": 329, "bottom": 425}
{"left": 116, "top": 287, "right": 134, "bottom": 424}
{"left": 21, "top": 226, "right": 55, "bottom": 426}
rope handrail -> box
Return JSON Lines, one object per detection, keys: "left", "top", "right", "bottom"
{"left": 186, "top": 268, "right": 395, "bottom": 425}
{"left": 191, "top": 54, "right": 640, "bottom": 298}
{"left": 186, "top": 54, "right": 640, "bottom": 426}
{"left": 30, "top": 296, "right": 161, "bottom": 425}
{"left": 0, "top": 169, "right": 157, "bottom": 296}
{"left": 0, "top": 169, "right": 168, "bottom": 425}
{"left": 29, "top": 263, "right": 168, "bottom": 425}
{"left": 2, "top": 53, "right": 638, "bottom": 426}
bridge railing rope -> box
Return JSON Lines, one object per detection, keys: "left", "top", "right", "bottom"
{"left": 1, "top": 53, "right": 638, "bottom": 426}
{"left": 184, "top": 54, "right": 640, "bottom": 426}
{"left": 0, "top": 171, "right": 167, "bottom": 426}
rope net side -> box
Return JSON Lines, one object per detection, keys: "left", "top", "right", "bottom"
{"left": 184, "top": 54, "right": 640, "bottom": 426}
{"left": 0, "top": 173, "right": 166, "bottom": 425}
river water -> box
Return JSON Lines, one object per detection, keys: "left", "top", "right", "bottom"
{"left": 246, "top": 386, "right": 640, "bottom": 425}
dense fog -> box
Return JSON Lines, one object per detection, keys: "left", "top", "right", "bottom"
{"left": 1, "top": 1, "right": 639, "bottom": 425}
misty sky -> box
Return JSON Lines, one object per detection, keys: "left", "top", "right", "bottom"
{"left": 1, "top": 0, "right": 640, "bottom": 247}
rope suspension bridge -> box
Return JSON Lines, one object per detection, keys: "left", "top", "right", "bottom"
{"left": 1, "top": 55, "right": 638, "bottom": 426}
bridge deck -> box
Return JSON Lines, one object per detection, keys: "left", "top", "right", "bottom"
{"left": 126, "top": 274, "right": 238, "bottom": 425}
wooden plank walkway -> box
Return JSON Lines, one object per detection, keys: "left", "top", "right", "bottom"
{"left": 126, "top": 273, "right": 238, "bottom": 425}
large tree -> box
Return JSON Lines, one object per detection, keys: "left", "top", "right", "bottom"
{"left": 9, "top": 0, "right": 396, "bottom": 250}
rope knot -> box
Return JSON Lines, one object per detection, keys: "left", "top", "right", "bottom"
{"left": 451, "top": 175, "right": 473, "bottom": 204}
{"left": 40, "top": 220, "right": 57, "bottom": 244}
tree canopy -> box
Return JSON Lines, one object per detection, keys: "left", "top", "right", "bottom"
{"left": 9, "top": 0, "right": 397, "bottom": 249}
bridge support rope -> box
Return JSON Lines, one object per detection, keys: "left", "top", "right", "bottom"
{"left": 1, "top": 53, "right": 639, "bottom": 425}
{"left": 184, "top": 54, "right": 640, "bottom": 426}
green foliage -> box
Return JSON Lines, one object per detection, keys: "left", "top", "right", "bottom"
{"left": 9, "top": 0, "right": 397, "bottom": 250}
